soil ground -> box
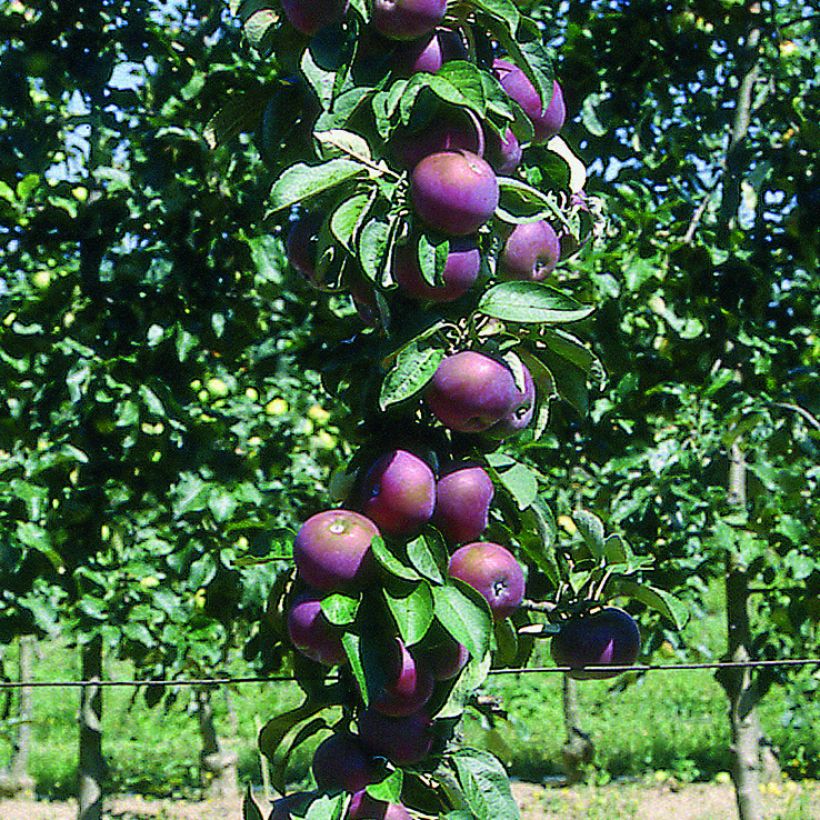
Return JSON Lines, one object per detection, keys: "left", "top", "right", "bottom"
{"left": 0, "top": 780, "right": 817, "bottom": 819}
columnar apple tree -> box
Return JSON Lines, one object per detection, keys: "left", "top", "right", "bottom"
{"left": 231, "top": 2, "right": 685, "bottom": 818}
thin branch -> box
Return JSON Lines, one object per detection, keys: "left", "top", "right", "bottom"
{"left": 775, "top": 402, "right": 820, "bottom": 430}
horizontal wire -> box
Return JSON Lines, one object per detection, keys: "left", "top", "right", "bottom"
{"left": 0, "top": 658, "right": 817, "bottom": 689}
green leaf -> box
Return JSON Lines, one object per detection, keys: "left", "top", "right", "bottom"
{"left": 320, "top": 592, "right": 360, "bottom": 626}
{"left": 433, "top": 581, "right": 492, "bottom": 659}
{"left": 609, "top": 579, "right": 689, "bottom": 630}
{"left": 495, "top": 461, "right": 538, "bottom": 511}
{"left": 366, "top": 768, "right": 404, "bottom": 803}
{"left": 581, "top": 92, "right": 608, "bottom": 136}
{"left": 269, "top": 159, "right": 364, "bottom": 213}
{"left": 379, "top": 342, "right": 444, "bottom": 410}
{"left": 496, "top": 177, "right": 561, "bottom": 224}
{"left": 518, "top": 499, "right": 560, "bottom": 586}
{"left": 242, "top": 785, "right": 265, "bottom": 820}
{"left": 384, "top": 580, "right": 434, "bottom": 646}
{"left": 303, "top": 794, "right": 347, "bottom": 820}
{"left": 370, "top": 536, "right": 421, "bottom": 581}
{"left": 331, "top": 193, "right": 372, "bottom": 251}
{"left": 573, "top": 510, "right": 605, "bottom": 560}
{"left": 342, "top": 632, "right": 368, "bottom": 705}
{"left": 434, "top": 651, "right": 492, "bottom": 720}
{"left": 208, "top": 489, "right": 237, "bottom": 523}
{"left": 472, "top": 0, "right": 520, "bottom": 32}
{"left": 358, "top": 218, "right": 390, "bottom": 283}
{"left": 478, "top": 282, "right": 594, "bottom": 324}
{"left": 418, "top": 232, "right": 449, "bottom": 287}
{"left": 452, "top": 749, "right": 519, "bottom": 820}
{"left": 406, "top": 533, "right": 446, "bottom": 584}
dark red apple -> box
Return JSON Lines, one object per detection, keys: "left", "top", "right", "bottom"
{"left": 395, "top": 28, "right": 466, "bottom": 75}
{"left": 347, "top": 791, "right": 412, "bottom": 820}
{"left": 287, "top": 592, "right": 346, "bottom": 666}
{"left": 499, "top": 220, "right": 561, "bottom": 281}
{"left": 433, "top": 463, "right": 494, "bottom": 544}
{"left": 448, "top": 542, "right": 525, "bottom": 621}
{"left": 393, "top": 237, "right": 480, "bottom": 303}
{"left": 425, "top": 351, "right": 519, "bottom": 433}
{"left": 294, "top": 510, "right": 380, "bottom": 592}
{"left": 358, "top": 708, "right": 433, "bottom": 765}
{"left": 493, "top": 59, "right": 566, "bottom": 143}
{"left": 486, "top": 362, "right": 535, "bottom": 438}
{"left": 349, "top": 278, "right": 379, "bottom": 327}
{"left": 551, "top": 607, "right": 641, "bottom": 680}
{"left": 372, "top": 0, "right": 447, "bottom": 41}
{"left": 312, "top": 732, "right": 380, "bottom": 792}
{"left": 359, "top": 450, "right": 435, "bottom": 538}
{"left": 281, "top": 0, "right": 350, "bottom": 36}
{"left": 269, "top": 792, "right": 314, "bottom": 819}
{"left": 371, "top": 638, "right": 435, "bottom": 716}
{"left": 417, "top": 633, "right": 469, "bottom": 681}
{"left": 392, "top": 110, "right": 485, "bottom": 171}
{"left": 486, "top": 127, "right": 522, "bottom": 175}
{"left": 411, "top": 151, "right": 499, "bottom": 236}
{"left": 286, "top": 213, "right": 323, "bottom": 288}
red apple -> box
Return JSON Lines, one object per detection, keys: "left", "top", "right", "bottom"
{"left": 394, "top": 28, "right": 466, "bottom": 75}
{"left": 499, "top": 220, "right": 561, "bottom": 281}
{"left": 417, "top": 633, "right": 469, "bottom": 681}
{"left": 486, "top": 127, "right": 522, "bottom": 175}
{"left": 371, "top": 638, "right": 435, "bottom": 716}
{"left": 286, "top": 213, "right": 324, "bottom": 288}
{"left": 372, "top": 0, "right": 447, "bottom": 41}
{"left": 294, "top": 510, "right": 380, "bottom": 592}
{"left": 425, "top": 351, "right": 519, "bottom": 433}
{"left": 411, "top": 150, "right": 499, "bottom": 236}
{"left": 281, "top": 0, "right": 350, "bottom": 36}
{"left": 493, "top": 59, "right": 566, "bottom": 143}
{"left": 358, "top": 708, "right": 433, "bottom": 765}
{"left": 551, "top": 607, "right": 641, "bottom": 680}
{"left": 433, "top": 463, "right": 494, "bottom": 544}
{"left": 392, "top": 110, "right": 485, "bottom": 171}
{"left": 393, "top": 237, "right": 480, "bottom": 303}
{"left": 448, "top": 542, "right": 525, "bottom": 621}
{"left": 359, "top": 449, "right": 435, "bottom": 538}
{"left": 287, "top": 592, "right": 346, "bottom": 666}
{"left": 486, "top": 362, "right": 535, "bottom": 438}
{"left": 312, "top": 732, "right": 380, "bottom": 792}
{"left": 347, "top": 791, "right": 412, "bottom": 819}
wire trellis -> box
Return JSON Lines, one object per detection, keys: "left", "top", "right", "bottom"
{"left": 0, "top": 657, "right": 817, "bottom": 689}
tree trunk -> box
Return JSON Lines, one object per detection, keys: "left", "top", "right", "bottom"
{"left": 561, "top": 675, "right": 593, "bottom": 784}
{"left": 78, "top": 636, "right": 105, "bottom": 820}
{"left": 197, "top": 687, "right": 239, "bottom": 799}
{"left": 0, "top": 636, "right": 36, "bottom": 797}
{"left": 719, "top": 442, "right": 765, "bottom": 820}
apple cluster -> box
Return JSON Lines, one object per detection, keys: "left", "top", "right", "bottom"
{"left": 277, "top": 446, "right": 525, "bottom": 816}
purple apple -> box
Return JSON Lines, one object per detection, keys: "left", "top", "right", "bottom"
{"left": 417, "top": 634, "right": 469, "bottom": 681}
{"left": 294, "top": 510, "right": 380, "bottom": 592}
{"left": 348, "top": 791, "right": 412, "bottom": 820}
{"left": 359, "top": 450, "right": 435, "bottom": 538}
{"left": 358, "top": 708, "right": 433, "bottom": 765}
{"left": 349, "top": 278, "right": 379, "bottom": 326}
{"left": 493, "top": 59, "right": 566, "bottom": 143}
{"left": 411, "top": 151, "right": 499, "bottom": 236}
{"left": 286, "top": 213, "right": 323, "bottom": 288}
{"left": 281, "top": 0, "right": 350, "bottom": 36}
{"left": 425, "top": 351, "right": 519, "bottom": 433}
{"left": 486, "top": 363, "right": 535, "bottom": 438}
{"left": 269, "top": 792, "right": 314, "bottom": 819}
{"left": 486, "top": 127, "right": 522, "bottom": 175}
{"left": 287, "top": 592, "right": 346, "bottom": 666}
{"left": 394, "top": 28, "right": 466, "bottom": 75}
{"left": 551, "top": 607, "right": 641, "bottom": 680}
{"left": 433, "top": 463, "right": 494, "bottom": 544}
{"left": 393, "top": 237, "right": 480, "bottom": 302}
{"left": 499, "top": 220, "right": 561, "bottom": 281}
{"left": 312, "top": 732, "right": 380, "bottom": 792}
{"left": 371, "top": 638, "right": 435, "bottom": 716}
{"left": 392, "top": 110, "right": 485, "bottom": 171}
{"left": 372, "top": 0, "right": 447, "bottom": 41}
{"left": 448, "top": 542, "right": 525, "bottom": 621}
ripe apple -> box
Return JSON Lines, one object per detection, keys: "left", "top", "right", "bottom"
{"left": 493, "top": 59, "right": 566, "bottom": 143}
{"left": 348, "top": 791, "right": 412, "bottom": 820}
{"left": 358, "top": 708, "right": 433, "bottom": 765}
{"left": 417, "top": 632, "right": 469, "bottom": 681}
{"left": 395, "top": 28, "right": 466, "bottom": 75}
{"left": 411, "top": 151, "right": 499, "bottom": 236}
{"left": 551, "top": 607, "right": 641, "bottom": 680}
{"left": 281, "top": 0, "right": 349, "bottom": 36}
{"left": 311, "top": 732, "right": 380, "bottom": 792}
{"left": 370, "top": 638, "right": 435, "bottom": 716}
{"left": 294, "top": 510, "right": 380, "bottom": 592}
{"left": 486, "top": 127, "right": 522, "bottom": 175}
{"left": 433, "top": 463, "right": 494, "bottom": 544}
{"left": 499, "top": 220, "right": 561, "bottom": 281}
{"left": 448, "top": 542, "right": 525, "bottom": 621}
{"left": 425, "top": 351, "right": 519, "bottom": 433}
{"left": 372, "top": 0, "right": 447, "bottom": 41}
{"left": 393, "top": 237, "right": 480, "bottom": 303}
{"left": 392, "top": 110, "right": 485, "bottom": 171}
{"left": 359, "top": 449, "right": 436, "bottom": 538}
{"left": 287, "top": 592, "right": 346, "bottom": 666}
{"left": 269, "top": 792, "right": 314, "bottom": 819}
{"left": 486, "top": 362, "right": 535, "bottom": 438}
{"left": 286, "top": 213, "right": 323, "bottom": 288}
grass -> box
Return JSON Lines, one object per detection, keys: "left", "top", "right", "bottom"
{"left": 0, "top": 580, "right": 816, "bottom": 799}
